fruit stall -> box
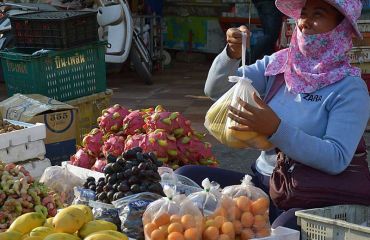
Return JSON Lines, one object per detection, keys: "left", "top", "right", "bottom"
{"left": 0, "top": 2, "right": 369, "bottom": 240}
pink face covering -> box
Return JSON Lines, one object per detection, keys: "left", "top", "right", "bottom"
{"left": 265, "top": 19, "right": 361, "bottom": 94}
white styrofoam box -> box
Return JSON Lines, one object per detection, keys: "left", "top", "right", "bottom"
{"left": 0, "top": 119, "right": 46, "bottom": 149}
{"left": 0, "top": 140, "right": 45, "bottom": 163}
{"left": 62, "top": 162, "right": 104, "bottom": 180}
{"left": 251, "top": 227, "right": 300, "bottom": 240}
{"left": 349, "top": 47, "right": 370, "bottom": 64}
{"left": 22, "top": 158, "right": 51, "bottom": 180}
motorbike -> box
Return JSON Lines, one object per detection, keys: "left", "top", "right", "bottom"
{"left": 96, "top": 0, "right": 153, "bottom": 84}
{"left": 0, "top": 0, "right": 153, "bottom": 85}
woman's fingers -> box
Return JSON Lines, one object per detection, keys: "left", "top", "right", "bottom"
{"left": 237, "top": 97, "right": 259, "bottom": 113}
{"left": 228, "top": 105, "right": 253, "bottom": 120}
{"left": 229, "top": 125, "right": 253, "bottom": 131}
{"left": 227, "top": 112, "right": 254, "bottom": 129}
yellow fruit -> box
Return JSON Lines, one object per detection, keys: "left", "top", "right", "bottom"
{"left": 69, "top": 204, "right": 94, "bottom": 223}
{"left": 228, "top": 129, "right": 259, "bottom": 141}
{"left": 84, "top": 233, "right": 120, "bottom": 240}
{"left": 44, "top": 233, "right": 80, "bottom": 240}
{"left": 21, "top": 235, "right": 30, "bottom": 240}
{"left": 53, "top": 207, "right": 85, "bottom": 233}
{"left": 44, "top": 217, "right": 54, "bottom": 228}
{"left": 90, "top": 230, "right": 128, "bottom": 240}
{"left": 8, "top": 212, "right": 46, "bottom": 235}
{"left": 0, "top": 231, "right": 23, "bottom": 240}
{"left": 23, "top": 237, "right": 43, "bottom": 240}
{"left": 79, "top": 220, "right": 118, "bottom": 238}
{"left": 30, "top": 226, "right": 56, "bottom": 238}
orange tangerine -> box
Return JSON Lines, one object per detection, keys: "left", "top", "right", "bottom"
{"left": 240, "top": 212, "right": 254, "bottom": 228}
{"left": 218, "top": 234, "right": 231, "bottom": 240}
{"left": 168, "top": 232, "right": 185, "bottom": 240}
{"left": 184, "top": 228, "right": 200, "bottom": 240}
{"left": 154, "top": 213, "right": 171, "bottom": 227}
{"left": 232, "top": 220, "right": 242, "bottom": 234}
{"left": 151, "top": 229, "right": 165, "bottom": 240}
{"left": 234, "top": 206, "right": 242, "bottom": 220}
{"left": 158, "top": 224, "right": 170, "bottom": 238}
{"left": 144, "top": 222, "right": 158, "bottom": 237}
{"left": 256, "top": 227, "right": 271, "bottom": 238}
{"left": 203, "top": 226, "right": 219, "bottom": 240}
{"left": 181, "top": 214, "right": 196, "bottom": 229}
{"left": 253, "top": 215, "right": 267, "bottom": 229}
{"left": 236, "top": 196, "right": 251, "bottom": 212}
{"left": 221, "top": 222, "right": 235, "bottom": 239}
{"left": 240, "top": 228, "right": 254, "bottom": 240}
{"left": 214, "top": 216, "right": 225, "bottom": 229}
{"left": 170, "top": 215, "right": 182, "bottom": 223}
{"left": 250, "top": 198, "right": 269, "bottom": 216}
{"left": 168, "top": 222, "right": 184, "bottom": 233}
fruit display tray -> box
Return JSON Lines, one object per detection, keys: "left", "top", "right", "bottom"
{"left": 0, "top": 119, "right": 46, "bottom": 149}
{"left": 62, "top": 161, "right": 104, "bottom": 180}
{"left": 0, "top": 120, "right": 46, "bottom": 163}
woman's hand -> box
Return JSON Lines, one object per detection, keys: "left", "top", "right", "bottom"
{"left": 226, "top": 25, "right": 250, "bottom": 59}
{"left": 228, "top": 93, "right": 281, "bottom": 137}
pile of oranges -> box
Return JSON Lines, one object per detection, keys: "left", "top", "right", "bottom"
{"left": 143, "top": 195, "right": 270, "bottom": 240}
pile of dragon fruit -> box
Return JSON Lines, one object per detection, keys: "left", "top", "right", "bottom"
{"left": 70, "top": 104, "right": 218, "bottom": 171}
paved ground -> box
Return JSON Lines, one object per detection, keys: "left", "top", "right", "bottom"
{"left": 0, "top": 54, "right": 369, "bottom": 174}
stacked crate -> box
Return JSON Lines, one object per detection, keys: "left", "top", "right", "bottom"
{"left": 0, "top": 120, "right": 51, "bottom": 179}
{"left": 0, "top": 11, "right": 110, "bottom": 162}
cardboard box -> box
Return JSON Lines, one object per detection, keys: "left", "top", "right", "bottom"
{"left": 0, "top": 94, "right": 77, "bottom": 165}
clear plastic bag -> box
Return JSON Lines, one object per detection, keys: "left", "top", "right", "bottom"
{"left": 39, "top": 166, "right": 84, "bottom": 204}
{"left": 89, "top": 200, "right": 121, "bottom": 231}
{"left": 187, "top": 179, "right": 238, "bottom": 239}
{"left": 72, "top": 186, "right": 96, "bottom": 205}
{"left": 222, "top": 175, "right": 271, "bottom": 239}
{"left": 205, "top": 32, "right": 272, "bottom": 150}
{"left": 142, "top": 186, "right": 204, "bottom": 240}
{"left": 112, "top": 192, "right": 163, "bottom": 240}
{"left": 158, "top": 167, "right": 202, "bottom": 196}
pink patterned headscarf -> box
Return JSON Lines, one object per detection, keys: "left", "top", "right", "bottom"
{"left": 265, "top": 19, "right": 361, "bottom": 94}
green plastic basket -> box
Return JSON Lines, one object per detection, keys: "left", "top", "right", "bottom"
{"left": 0, "top": 41, "right": 107, "bottom": 101}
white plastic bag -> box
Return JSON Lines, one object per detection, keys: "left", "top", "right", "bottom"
{"left": 205, "top": 32, "right": 272, "bottom": 150}
{"left": 222, "top": 175, "right": 272, "bottom": 239}
{"left": 40, "top": 166, "right": 84, "bottom": 204}
{"left": 142, "top": 186, "right": 203, "bottom": 240}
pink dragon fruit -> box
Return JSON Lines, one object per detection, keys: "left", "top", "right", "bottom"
{"left": 82, "top": 128, "right": 104, "bottom": 157}
{"left": 176, "top": 136, "right": 218, "bottom": 167}
{"left": 144, "top": 129, "right": 178, "bottom": 164}
{"left": 97, "top": 104, "right": 130, "bottom": 133}
{"left": 122, "top": 110, "right": 146, "bottom": 136}
{"left": 102, "top": 135, "right": 126, "bottom": 158}
{"left": 70, "top": 149, "right": 96, "bottom": 169}
{"left": 124, "top": 134, "right": 148, "bottom": 151}
{"left": 144, "top": 106, "right": 193, "bottom": 138}
{"left": 91, "top": 158, "right": 107, "bottom": 172}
